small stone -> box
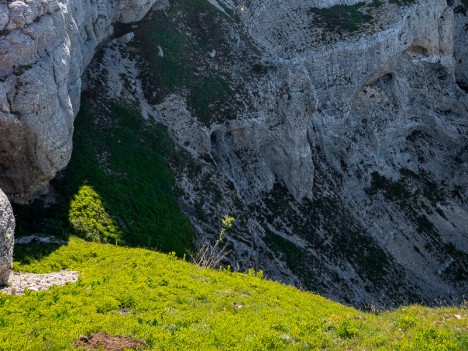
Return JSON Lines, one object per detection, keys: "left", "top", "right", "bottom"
{"left": 118, "top": 32, "right": 134, "bottom": 43}
{"left": 156, "top": 45, "right": 164, "bottom": 58}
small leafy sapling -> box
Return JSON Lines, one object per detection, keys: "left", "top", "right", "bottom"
{"left": 191, "top": 215, "right": 235, "bottom": 269}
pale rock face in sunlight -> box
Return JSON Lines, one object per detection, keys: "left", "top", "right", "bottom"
{"left": 0, "top": 0, "right": 167, "bottom": 203}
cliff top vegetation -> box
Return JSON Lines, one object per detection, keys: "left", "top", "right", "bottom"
{"left": 0, "top": 238, "right": 465, "bottom": 350}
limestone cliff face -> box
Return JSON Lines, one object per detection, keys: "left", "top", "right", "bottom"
{"left": 0, "top": 0, "right": 165, "bottom": 203}
{"left": 123, "top": 0, "right": 465, "bottom": 307}
{"left": 1, "top": 0, "right": 467, "bottom": 308}
{"left": 173, "top": 0, "right": 461, "bottom": 200}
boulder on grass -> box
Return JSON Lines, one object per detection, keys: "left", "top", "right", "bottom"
{"left": 0, "top": 189, "right": 14, "bottom": 285}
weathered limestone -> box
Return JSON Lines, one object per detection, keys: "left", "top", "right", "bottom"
{"left": 0, "top": 189, "right": 14, "bottom": 285}
{"left": 134, "top": 0, "right": 467, "bottom": 306}
{"left": 0, "top": 0, "right": 466, "bottom": 307}
{"left": 198, "top": 0, "right": 463, "bottom": 201}
{"left": 0, "top": 0, "right": 166, "bottom": 203}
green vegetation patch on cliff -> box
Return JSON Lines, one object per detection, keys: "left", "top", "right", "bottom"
{"left": 119, "top": 0, "right": 237, "bottom": 126}
{"left": 309, "top": 2, "right": 374, "bottom": 33}
{"left": 14, "top": 99, "right": 193, "bottom": 256}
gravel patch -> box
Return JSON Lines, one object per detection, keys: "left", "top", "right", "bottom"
{"left": 1, "top": 271, "right": 79, "bottom": 295}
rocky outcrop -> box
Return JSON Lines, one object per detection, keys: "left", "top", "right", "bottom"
{"left": 181, "top": 0, "right": 464, "bottom": 203}
{"left": 0, "top": 189, "right": 14, "bottom": 285}
{"left": 0, "top": 0, "right": 166, "bottom": 203}
{"left": 1, "top": 0, "right": 466, "bottom": 308}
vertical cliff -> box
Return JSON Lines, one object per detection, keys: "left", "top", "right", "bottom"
{"left": 0, "top": 0, "right": 166, "bottom": 203}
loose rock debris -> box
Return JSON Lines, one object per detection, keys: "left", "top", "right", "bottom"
{"left": 1, "top": 271, "right": 79, "bottom": 295}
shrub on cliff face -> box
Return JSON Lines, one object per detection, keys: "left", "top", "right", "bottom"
{"left": 69, "top": 185, "right": 122, "bottom": 243}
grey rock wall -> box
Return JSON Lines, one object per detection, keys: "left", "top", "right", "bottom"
{"left": 0, "top": 189, "right": 14, "bottom": 285}
{"left": 454, "top": 1, "right": 468, "bottom": 88}
{"left": 137, "top": 0, "right": 467, "bottom": 306}
{"left": 0, "top": 0, "right": 164, "bottom": 203}
{"left": 202, "top": 0, "right": 462, "bottom": 201}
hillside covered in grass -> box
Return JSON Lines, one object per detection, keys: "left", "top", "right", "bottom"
{"left": 1, "top": 238, "right": 466, "bottom": 350}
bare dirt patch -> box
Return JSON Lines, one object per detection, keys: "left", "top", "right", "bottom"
{"left": 76, "top": 333, "right": 146, "bottom": 351}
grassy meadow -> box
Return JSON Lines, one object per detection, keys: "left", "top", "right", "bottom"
{"left": 0, "top": 238, "right": 465, "bottom": 350}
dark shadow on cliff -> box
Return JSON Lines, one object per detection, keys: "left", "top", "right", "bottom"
{"left": 13, "top": 95, "right": 194, "bottom": 260}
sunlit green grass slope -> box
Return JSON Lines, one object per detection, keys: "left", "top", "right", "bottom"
{"left": 1, "top": 238, "right": 466, "bottom": 350}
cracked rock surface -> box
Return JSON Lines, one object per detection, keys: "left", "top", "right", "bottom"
{"left": 0, "top": 0, "right": 167, "bottom": 203}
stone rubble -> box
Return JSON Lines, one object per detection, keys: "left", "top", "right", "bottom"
{"left": 15, "top": 234, "right": 68, "bottom": 245}
{"left": 1, "top": 271, "right": 79, "bottom": 295}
